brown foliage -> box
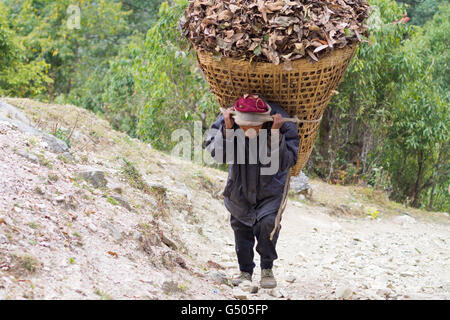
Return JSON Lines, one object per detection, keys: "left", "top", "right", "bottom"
{"left": 181, "top": 0, "right": 371, "bottom": 63}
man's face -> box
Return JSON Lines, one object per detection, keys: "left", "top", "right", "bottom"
{"left": 239, "top": 124, "right": 263, "bottom": 139}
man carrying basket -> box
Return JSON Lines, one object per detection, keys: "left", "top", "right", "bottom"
{"left": 206, "top": 94, "right": 300, "bottom": 289}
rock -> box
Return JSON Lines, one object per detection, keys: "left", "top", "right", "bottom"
{"left": 290, "top": 171, "right": 311, "bottom": 193}
{"left": 41, "top": 133, "right": 69, "bottom": 153}
{"left": 209, "top": 271, "right": 228, "bottom": 285}
{"left": 393, "top": 215, "right": 416, "bottom": 226}
{"left": 269, "top": 288, "right": 284, "bottom": 298}
{"left": 131, "top": 231, "right": 141, "bottom": 241}
{"left": 376, "top": 288, "right": 391, "bottom": 298}
{"left": 61, "top": 151, "right": 74, "bottom": 162}
{"left": 0, "top": 102, "right": 69, "bottom": 154}
{"left": 295, "top": 251, "right": 308, "bottom": 262}
{"left": 147, "top": 197, "right": 158, "bottom": 208}
{"left": 88, "top": 223, "right": 97, "bottom": 232}
{"left": 101, "top": 221, "right": 122, "bottom": 241}
{"left": 17, "top": 151, "right": 41, "bottom": 164}
{"left": 232, "top": 288, "right": 248, "bottom": 300}
{"left": 0, "top": 101, "right": 33, "bottom": 128}
{"left": 207, "top": 260, "right": 226, "bottom": 270}
{"left": 145, "top": 179, "right": 167, "bottom": 195}
{"left": 78, "top": 169, "right": 107, "bottom": 188}
{"left": 178, "top": 183, "right": 192, "bottom": 202}
{"left": 240, "top": 280, "right": 259, "bottom": 294}
{"left": 161, "top": 281, "right": 183, "bottom": 294}
{"left": 174, "top": 256, "right": 187, "bottom": 269}
{"left": 335, "top": 286, "right": 353, "bottom": 299}
{"left": 140, "top": 233, "right": 159, "bottom": 255}
{"left": 159, "top": 232, "right": 178, "bottom": 250}
{"left": 279, "top": 288, "right": 289, "bottom": 299}
{"left": 111, "top": 185, "right": 123, "bottom": 194}
{"left": 54, "top": 194, "right": 78, "bottom": 210}
{"left": 110, "top": 194, "right": 132, "bottom": 211}
{"left": 222, "top": 262, "right": 236, "bottom": 269}
{"left": 0, "top": 234, "right": 9, "bottom": 244}
{"left": 400, "top": 270, "right": 415, "bottom": 277}
{"left": 286, "top": 274, "right": 296, "bottom": 283}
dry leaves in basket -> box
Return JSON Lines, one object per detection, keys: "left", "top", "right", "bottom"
{"left": 180, "top": 0, "right": 371, "bottom": 63}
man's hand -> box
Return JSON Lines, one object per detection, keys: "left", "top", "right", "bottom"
{"left": 271, "top": 113, "right": 285, "bottom": 130}
{"left": 223, "top": 107, "right": 235, "bottom": 129}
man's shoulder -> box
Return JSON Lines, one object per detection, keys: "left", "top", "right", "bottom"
{"left": 267, "top": 101, "right": 289, "bottom": 117}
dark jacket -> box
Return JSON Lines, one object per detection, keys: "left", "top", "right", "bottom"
{"left": 205, "top": 100, "right": 300, "bottom": 227}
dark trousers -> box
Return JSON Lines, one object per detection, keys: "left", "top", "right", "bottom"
{"left": 230, "top": 213, "right": 281, "bottom": 275}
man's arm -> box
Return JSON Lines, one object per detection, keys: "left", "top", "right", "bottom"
{"left": 205, "top": 107, "right": 236, "bottom": 164}
{"left": 270, "top": 114, "right": 300, "bottom": 172}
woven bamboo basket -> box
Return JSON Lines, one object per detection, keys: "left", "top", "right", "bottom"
{"left": 196, "top": 45, "right": 357, "bottom": 176}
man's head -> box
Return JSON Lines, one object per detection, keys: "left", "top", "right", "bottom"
{"left": 233, "top": 94, "right": 270, "bottom": 139}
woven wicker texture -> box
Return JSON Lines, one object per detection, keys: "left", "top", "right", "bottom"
{"left": 196, "top": 45, "right": 357, "bottom": 176}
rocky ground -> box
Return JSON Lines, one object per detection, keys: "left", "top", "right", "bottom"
{"left": 0, "top": 98, "right": 448, "bottom": 300}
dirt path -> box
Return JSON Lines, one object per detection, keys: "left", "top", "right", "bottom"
{"left": 206, "top": 199, "right": 450, "bottom": 300}
{"left": 281, "top": 201, "right": 449, "bottom": 299}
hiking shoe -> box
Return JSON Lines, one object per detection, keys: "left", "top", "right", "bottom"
{"left": 231, "top": 272, "right": 252, "bottom": 287}
{"left": 260, "top": 269, "right": 277, "bottom": 289}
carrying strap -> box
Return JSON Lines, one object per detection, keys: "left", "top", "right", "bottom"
{"left": 270, "top": 169, "right": 292, "bottom": 241}
{"left": 268, "top": 117, "right": 302, "bottom": 240}
{"left": 220, "top": 107, "right": 322, "bottom": 124}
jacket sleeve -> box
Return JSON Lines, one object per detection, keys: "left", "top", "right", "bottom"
{"left": 270, "top": 120, "right": 300, "bottom": 172}
{"left": 205, "top": 114, "right": 236, "bottom": 164}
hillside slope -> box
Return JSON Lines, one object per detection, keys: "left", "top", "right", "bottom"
{"left": 0, "top": 98, "right": 449, "bottom": 300}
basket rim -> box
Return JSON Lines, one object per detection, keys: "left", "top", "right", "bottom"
{"left": 195, "top": 44, "right": 357, "bottom": 68}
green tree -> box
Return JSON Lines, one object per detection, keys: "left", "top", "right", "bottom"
{"left": 397, "top": 0, "right": 443, "bottom": 26}
{"left": 133, "top": 0, "right": 218, "bottom": 150}
{"left": 384, "top": 2, "right": 449, "bottom": 209}
{"left": 408, "top": 2, "right": 449, "bottom": 95}
{"left": 0, "top": 2, "right": 51, "bottom": 96}
{"left": 384, "top": 79, "right": 447, "bottom": 207}
{"left": 312, "top": 0, "right": 449, "bottom": 210}
{"left": 101, "top": 33, "right": 144, "bottom": 136}
{"left": 314, "top": 0, "right": 410, "bottom": 180}
{"left": 4, "top": 0, "right": 130, "bottom": 102}
{"left": 121, "top": 0, "right": 164, "bottom": 34}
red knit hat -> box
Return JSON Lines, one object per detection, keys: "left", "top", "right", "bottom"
{"left": 233, "top": 94, "right": 269, "bottom": 113}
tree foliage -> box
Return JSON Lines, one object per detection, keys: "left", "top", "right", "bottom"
{"left": 311, "top": 0, "right": 449, "bottom": 210}
{"left": 0, "top": 2, "right": 51, "bottom": 96}
{"left": 121, "top": 0, "right": 165, "bottom": 34}
{"left": 133, "top": 0, "right": 218, "bottom": 150}
{"left": 3, "top": 0, "right": 130, "bottom": 103}
{"left": 397, "top": 0, "right": 444, "bottom": 26}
